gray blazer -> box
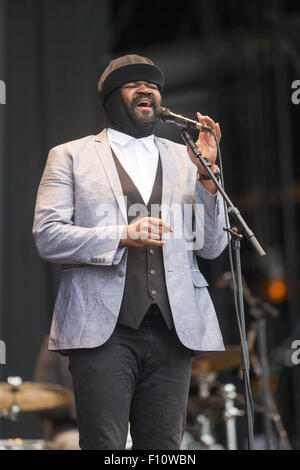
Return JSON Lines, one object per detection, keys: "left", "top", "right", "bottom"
{"left": 33, "top": 129, "right": 228, "bottom": 352}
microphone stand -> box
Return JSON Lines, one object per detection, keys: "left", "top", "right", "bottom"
{"left": 242, "top": 281, "right": 292, "bottom": 450}
{"left": 181, "top": 128, "right": 266, "bottom": 450}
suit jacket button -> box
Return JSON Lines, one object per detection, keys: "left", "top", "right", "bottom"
{"left": 119, "top": 271, "right": 125, "bottom": 278}
{"left": 150, "top": 269, "right": 156, "bottom": 275}
{"left": 149, "top": 249, "right": 155, "bottom": 255}
{"left": 151, "top": 289, "right": 158, "bottom": 296}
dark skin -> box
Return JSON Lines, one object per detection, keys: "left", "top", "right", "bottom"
{"left": 119, "top": 81, "right": 222, "bottom": 248}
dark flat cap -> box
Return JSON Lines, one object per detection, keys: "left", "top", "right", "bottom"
{"left": 98, "top": 54, "right": 164, "bottom": 103}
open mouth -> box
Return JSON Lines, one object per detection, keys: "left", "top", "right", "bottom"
{"left": 136, "top": 99, "right": 153, "bottom": 109}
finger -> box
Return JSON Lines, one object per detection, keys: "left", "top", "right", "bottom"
{"left": 132, "top": 238, "right": 165, "bottom": 248}
{"left": 144, "top": 239, "right": 166, "bottom": 247}
{"left": 148, "top": 225, "right": 161, "bottom": 236}
{"left": 148, "top": 232, "right": 162, "bottom": 240}
{"left": 197, "top": 112, "right": 206, "bottom": 133}
{"left": 197, "top": 112, "right": 215, "bottom": 127}
{"left": 215, "top": 123, "right": 222, "bottom": 142}
{"left": 146, "top": 217, "right": 161, "bottom": 225}
{"left": 197, "top": 112, "right": 219, "bottom": 135}
{"left": 148, "top": 222, "right": 170, "bottom": 236}
{"left": 148, "top": 217, "right": 173, "bottom": 232}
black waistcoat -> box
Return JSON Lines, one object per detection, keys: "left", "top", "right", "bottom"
{"left": 111, "top": 150, "right": 174, "bottom": 330}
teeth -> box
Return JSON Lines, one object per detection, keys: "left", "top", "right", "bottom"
{"left": 138, "top": 100, "right": 151, "bottom": 107}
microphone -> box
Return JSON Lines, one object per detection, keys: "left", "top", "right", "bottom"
{"left": 157, "top": 107, "right": 212, "bottom": 132}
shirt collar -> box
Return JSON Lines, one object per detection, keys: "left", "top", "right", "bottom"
{"left": 107, "top": 128, "right": 155, "bottom": 149}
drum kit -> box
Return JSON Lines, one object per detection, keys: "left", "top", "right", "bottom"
{"left": 1, "top": 356, "right": 245, "bottom": 451}
{"left": 0, "top": 376, "right": 74, "bottom": 450}
{"left": 0, "top": 376, "right": 133, "bottom": 450}
{"left": 185, "top": 345, "right": 291, "bottom": 450}
{"left": 1, "top": 365, "right": 242, "bottom": 451}
{"left": 184, "top": 346, "right": 245, "bottom": 450}
{"left": 0, "top": 348, "right": 290, "bottom": 450}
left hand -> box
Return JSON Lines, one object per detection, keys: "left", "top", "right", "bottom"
{"left": 187, "top": 112, "right": 221, "bottom": 174}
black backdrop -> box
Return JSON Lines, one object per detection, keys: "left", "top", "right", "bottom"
{"left": 0, "top": 0, "right": 112, "bottom": 438}
{"left": 0, "top": 0, "right": 300, "bottom": 446}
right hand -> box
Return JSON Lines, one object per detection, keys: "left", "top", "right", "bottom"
{"left": 120, "top": 217, "right": 173, "bottom": 248}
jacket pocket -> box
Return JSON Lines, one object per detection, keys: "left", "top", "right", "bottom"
{"left": 62, "top": 264, "right": 87, "bottom": 272}
{"left": 191, "top": 270, "right": 209, "bottom": 287}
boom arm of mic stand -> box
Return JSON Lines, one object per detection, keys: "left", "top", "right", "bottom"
{"left": 181, "top": 128, "right": 266, "bottom": 257}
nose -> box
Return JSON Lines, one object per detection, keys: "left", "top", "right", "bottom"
{"left": 136, "top": 83, "right": 152, "bottom": 93}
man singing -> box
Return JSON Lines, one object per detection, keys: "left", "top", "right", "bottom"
{"left": 33, "top": 54, "right": 228, "bottom": 450}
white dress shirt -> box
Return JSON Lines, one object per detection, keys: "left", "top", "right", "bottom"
{"left": 107, "top": 128, "right": 159, "bottom": 205}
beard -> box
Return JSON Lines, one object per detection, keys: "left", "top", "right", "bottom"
{"left": 125, "top": 93, "right": 159, "bottom": 131}
{"left": 104, "top": 88, "right": 160, "bottom": 138}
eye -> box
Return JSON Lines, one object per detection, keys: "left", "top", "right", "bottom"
{"left": 123, "top": 83, "right": 137, "bottom": 89}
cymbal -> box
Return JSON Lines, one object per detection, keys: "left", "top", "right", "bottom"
{"left": 0, "top": 382, "right": 74, "bottom": 412}
{"left": 191, "top": 346, "right": 241, "bottom": 374}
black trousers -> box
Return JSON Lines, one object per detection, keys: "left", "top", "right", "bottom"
{"left": 68, "top": 306, "right": 191, "bottom": 450}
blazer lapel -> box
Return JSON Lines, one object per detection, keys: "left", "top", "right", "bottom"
{"left": 155, "top": 137, "right": 174, "bottom": 221}
{"left": 94, "top": 131, "right": 174, "bottom": 224}
{"left": 94, "top": 129, "right": 128, "bottom": 223}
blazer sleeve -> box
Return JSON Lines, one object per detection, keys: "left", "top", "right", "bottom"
{"left": 193, "top": 180, "right": 229, "bottom": 259}
{"left": 32, "top": 147, "right": 126, "bottom": 266}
